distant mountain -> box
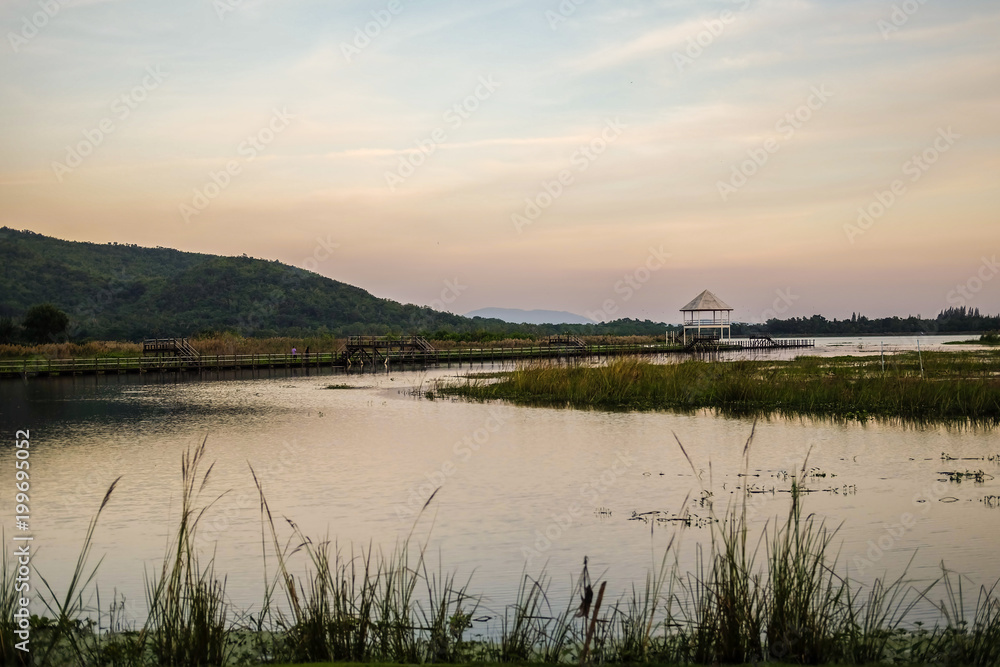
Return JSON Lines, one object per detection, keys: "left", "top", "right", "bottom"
{"left": 465, "top": 308, "right": 596, "bottom": 325}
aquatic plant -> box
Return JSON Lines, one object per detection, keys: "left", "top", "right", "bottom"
{"left": 441, "top": 353, "right": 1000, "bottom": 425}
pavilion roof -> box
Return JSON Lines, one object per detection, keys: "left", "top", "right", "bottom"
{"left": 680, "top": 289, "right": 733, "bottom": 311}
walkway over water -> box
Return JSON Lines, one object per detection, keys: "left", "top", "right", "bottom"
{"left": 0, "top": 335, "right": 814, "bottom": 379}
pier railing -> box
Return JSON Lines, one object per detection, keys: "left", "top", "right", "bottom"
{"left": 0, "top": 337, "right": 816, "bottom": 378}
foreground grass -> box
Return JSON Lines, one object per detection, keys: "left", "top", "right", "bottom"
{"left": 4, "top": 438, "right": 1000, "bottom": 666}
{"left": 438, "top": 352, "right": 1000, "bottom": 425}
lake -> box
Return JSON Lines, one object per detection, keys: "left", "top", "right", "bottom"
{"left": 1, "top": 334, "right": 997, "bottom": 629}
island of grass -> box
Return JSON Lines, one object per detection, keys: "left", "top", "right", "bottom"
{"left": 946, "top": 331, "right": 1000, "bottom": 346}
{"left": 439, "top": 350, "right": 1000, "bottom": 424}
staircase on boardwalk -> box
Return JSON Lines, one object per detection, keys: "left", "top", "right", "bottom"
{"left": 142, "top": 338, "right": 202, "bottom": 363}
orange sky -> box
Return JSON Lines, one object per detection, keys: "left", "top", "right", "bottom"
{"left": 2, "top": 0, "right": 998, "bottom": 322}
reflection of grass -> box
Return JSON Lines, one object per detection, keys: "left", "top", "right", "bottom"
{"left": 14, "top": 438, "right": 1000, "bottom": 666}
{"left": 440, "top": 353, "right": 1000, "bottom": 425}
{"left": 323, "top": 384, "right": 359, "bottom": 390}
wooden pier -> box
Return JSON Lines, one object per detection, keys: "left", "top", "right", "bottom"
{"left": 734, "top": 334, "right": 815, "bottom": 349}
{"left": 337, "top": 335, "right": 438, "bottom": 366}
{"left": 143, "top": 337, "right": 201, "bottom": 361}
{"left": 0, "top": 335, "right": 815, "bottom": 379}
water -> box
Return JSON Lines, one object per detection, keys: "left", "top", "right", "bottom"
{"left": 1, "top": 334, "right": 997, "bottom": 627}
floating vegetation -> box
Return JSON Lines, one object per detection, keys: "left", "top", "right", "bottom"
{"left": 940, "top": 451, "right": 1000, "bottom": 462}
{"left": 628, "top": 510, "right": 716, "bottom": 528}
{"left": 939, "top": 469, "right": 995, "bottom": 483}
{"left": 323, "top": 383, "right": 360, "bottom": 389}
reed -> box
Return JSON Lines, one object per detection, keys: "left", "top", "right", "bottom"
{"left": 143, "top": 438, "right": 230, "bottom": 666}
{"left": 441, "top": 353, "right": 1000, "bottom": 424}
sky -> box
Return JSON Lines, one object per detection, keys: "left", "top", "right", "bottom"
{"left": 1, "top": 0, "right": 998, "bottom": 324}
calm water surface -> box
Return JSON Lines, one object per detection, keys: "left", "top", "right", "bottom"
{"left": 1, "top": 335, "right": 997, "bottom": 627}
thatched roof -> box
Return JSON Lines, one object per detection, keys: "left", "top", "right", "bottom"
{"left": 680, "top": 289, "right": 732, "bottom": 311}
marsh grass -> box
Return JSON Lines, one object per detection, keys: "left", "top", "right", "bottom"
{"left": 441, "top": 354, "right": 1000, "bottom": 424}
{"left": 0, "top": 341, "right": 140, "bottom": 360}
{"left": 143, "top": 439, "right": 231, "bottom": 666}
{"left": 16, "top": 436, "right": 1000, "bottom": 666}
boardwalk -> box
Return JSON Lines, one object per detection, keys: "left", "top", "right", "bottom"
{"left": 0, "top": 336, "right": 815, "bottom": 379}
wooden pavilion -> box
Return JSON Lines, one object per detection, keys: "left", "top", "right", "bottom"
{"left": 680, "top": 290, "right": 733, "bottom": 344}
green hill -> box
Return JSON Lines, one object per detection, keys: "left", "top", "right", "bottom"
{"left": 0, "top": 227, "right": 480, "bottom": 340}
{"left": 0, "top": 228, "right": 672, "bottom": 342}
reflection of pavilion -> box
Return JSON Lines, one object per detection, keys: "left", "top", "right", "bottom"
{"left": 681, "top": 290, "right": 733, "bottom": 344}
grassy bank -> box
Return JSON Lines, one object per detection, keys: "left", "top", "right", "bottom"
{"left": 438, "top": 352, "right": 1000, "bottom": 425}
{"left": 947, "top": 332, "right": 1000, "bottom": 347}
{"left": 3, "top": 440, "right": 1000, "bottom": 666}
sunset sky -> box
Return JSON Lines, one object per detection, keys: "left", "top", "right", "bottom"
{"left": 1, "top": 0, "right": 998, "bottom": 323}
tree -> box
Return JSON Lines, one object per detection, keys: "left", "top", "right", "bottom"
{"left": 22, "top": 304, "right": 69, "bottom": 343}
{"left": 0, "top": 316, "right": 18, "bottom": 344}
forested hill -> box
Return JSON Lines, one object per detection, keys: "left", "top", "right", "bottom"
{"left": 0, "top": 227, "right": 481, "bottom": 340}
{"left": 0, "top": 228, "right": 671, "bottom": 341}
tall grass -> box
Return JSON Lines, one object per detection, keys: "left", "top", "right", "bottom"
{"left": 143, "top": 439, "right": 231, "bottom": 666}
{"left": 442, "top": 354, "right": 1000, "bottom": 424}
{"left": 33, "top": 478, "right": 120, "bottom": 667}
{"left": 0, "top": 341, "right": 140, "bottom": 360}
